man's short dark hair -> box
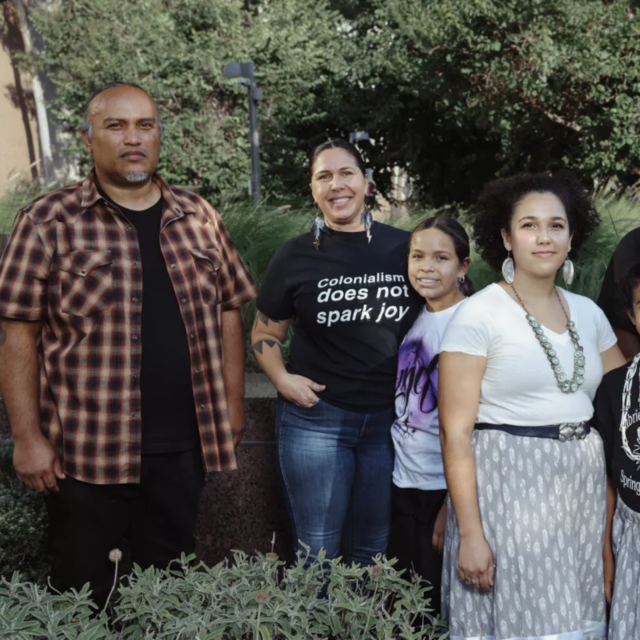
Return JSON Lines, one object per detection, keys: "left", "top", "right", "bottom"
{"left": 81, "top": 82, "right": 162, "bottom": 139}
{"left": 620, "top": 262, "right": 640, "bottom": 312}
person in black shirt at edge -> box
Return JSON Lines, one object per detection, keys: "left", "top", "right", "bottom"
{"left": 597, "top": 226, "right": 640, "bottom": 359}
{"left": 251, "top": 139, "right": 421, "bottom": 567}
{"left": 594, "top": 262, "right": 640, "bottom": 640}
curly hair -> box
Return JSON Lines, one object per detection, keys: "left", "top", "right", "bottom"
{"left": 471, "top": 172, "right": 600, "bottom": 271}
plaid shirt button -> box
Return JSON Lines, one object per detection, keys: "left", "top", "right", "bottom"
{"left": 0, "top": 170, "right": 257, "bottom": 483}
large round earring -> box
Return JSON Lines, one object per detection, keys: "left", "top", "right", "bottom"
{"left": 502, "top": 251, "right": 515, "bottom": 284}
{"left": 310, "top": 204, "right": 325, "bottom": 250}
{"left": 562, "top": 257, "right": 575, "bottom": 286}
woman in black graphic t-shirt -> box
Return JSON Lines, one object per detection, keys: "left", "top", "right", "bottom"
{"left": 252, "top": 139, "right": 420, "bottom": 567}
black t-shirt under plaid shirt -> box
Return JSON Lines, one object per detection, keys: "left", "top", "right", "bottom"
{"left": 97, "top": 186, "right": 199, "bottom": 454}
{"left": 0, "top": 171, "right": 257, "bottom": 484}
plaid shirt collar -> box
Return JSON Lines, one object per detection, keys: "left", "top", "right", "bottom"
{"left": 77, "top": 170, "right": 197, "bottom": 223}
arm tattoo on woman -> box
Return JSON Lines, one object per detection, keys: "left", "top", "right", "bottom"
{"left": 252, "top": 339, "right": 283, "bottom": 356}
{"left": 253, "top": 311, "right": 281, "bottom": 329}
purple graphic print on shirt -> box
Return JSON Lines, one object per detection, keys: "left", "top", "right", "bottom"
{"left": 394, "top": 338, "right": 439, "bottom": 435}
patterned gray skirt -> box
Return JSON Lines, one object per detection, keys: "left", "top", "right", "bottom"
{"left": 442, "top": 429, "right": 608, "bottom": 640}
{"left": 609, "top": 496, "right": 640, "bottom": 640}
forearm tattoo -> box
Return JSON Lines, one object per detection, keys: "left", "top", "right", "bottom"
{"left": 253, "top": 311, "right": 281, "bottom": 329}
{"left": 252, "top": 339, "right": 283, "bottom": 356}
{"left": 0, "top": 320, "right": 6, "bottom": 347}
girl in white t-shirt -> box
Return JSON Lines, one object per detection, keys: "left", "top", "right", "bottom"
{"left": 387, "top": 217, "right": 470, "bottom": 613}
{"left": 439, "top": 173, "right": 625, "bottom": 640}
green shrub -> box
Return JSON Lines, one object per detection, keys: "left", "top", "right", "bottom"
{"left": 0, "top": 552, "right": 447, "bottom": 639}
{"left": 0, "top": 439, "right": 49, "bottom": 585}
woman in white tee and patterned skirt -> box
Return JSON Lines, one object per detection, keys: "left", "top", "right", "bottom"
{"left": 439, "top": 173, "right": 625, "bottom": 640}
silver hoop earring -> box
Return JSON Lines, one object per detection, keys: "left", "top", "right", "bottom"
{"left": 458, "top": 275, "right": 466, "bottom": 283}
{"left": 562, "top": 257, "right": 575, "bottom": 286}
{"left": 502, "top": 251, "right": 515, "bottom": 284}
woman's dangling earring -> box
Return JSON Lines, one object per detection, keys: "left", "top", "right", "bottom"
{"left": 562, "top": 256, "right": 575, "bottom": 286}
{"left": 502, "top": 251, "right": 515, "bottom": 284}
{"left": 310, "top": 205, "right": 325, "bottom": 250}
{"left": 361, "top": 207, "right": 373, "bottom": 243}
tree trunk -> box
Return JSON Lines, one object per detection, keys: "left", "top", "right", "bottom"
{"left": 13, "top": 0, "right": 53, "bottom": 180}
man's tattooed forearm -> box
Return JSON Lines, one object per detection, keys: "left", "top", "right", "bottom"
{"left": 252, "top": 339, "right": 283, "bottom": 356}
{"left": 253, "top": 311, "right": 281, "bottom": 329}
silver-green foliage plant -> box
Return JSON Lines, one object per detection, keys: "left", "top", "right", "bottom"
{"left": 116, "top": 550, "right": 447, "bottom": 639}
{"left": 0, "top": 574, "right": 112, "bottom": 639}
{"left": 0, "top": 551, "right": 448, "bottom": 639}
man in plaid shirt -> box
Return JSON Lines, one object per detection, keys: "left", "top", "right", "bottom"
{"left": 0, "top": 82, "right": 257, "bottom": 605}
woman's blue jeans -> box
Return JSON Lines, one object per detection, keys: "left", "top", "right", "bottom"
{"left": 276, "top": 396, "right": 395, "bottom": 567}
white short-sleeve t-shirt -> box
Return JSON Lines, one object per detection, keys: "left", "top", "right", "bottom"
{"left": 440, "top": 283, "right": 617, "bottom": 426}
{"left": 392, "top": 299, "right": 466, "bottom": 491}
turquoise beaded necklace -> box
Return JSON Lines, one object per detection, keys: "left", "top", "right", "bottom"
{"left": 510, "top": 284, "right": 586, "bottom": 394}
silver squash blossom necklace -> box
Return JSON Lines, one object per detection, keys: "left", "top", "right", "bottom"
{"left": 510, "top": 284, "right": 586, "bottom": 394}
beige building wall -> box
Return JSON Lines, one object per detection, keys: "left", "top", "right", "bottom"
{"left": 0, "top": 8, "right": 41, "bottom": 196}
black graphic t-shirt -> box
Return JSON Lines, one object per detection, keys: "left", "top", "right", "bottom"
{"left": 594, "top": 361, "right": 640, "bottom": 513}
{"left": 257, "top": 222, "right": 421, "bottom": 412}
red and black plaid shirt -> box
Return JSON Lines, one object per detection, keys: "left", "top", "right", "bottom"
{"left": 0, "top": 171, "right": 257, "bottom": 484}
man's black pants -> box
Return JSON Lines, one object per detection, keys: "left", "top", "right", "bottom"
{"left": 44, "top": 450, "right": 205, "bottom": 608}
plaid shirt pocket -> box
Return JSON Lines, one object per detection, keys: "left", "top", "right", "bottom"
{"left": 58, "top": 250, "right": 113, "bottom": 316}
{"left": 190, "top": 248, "right": 222, "bottom": 306}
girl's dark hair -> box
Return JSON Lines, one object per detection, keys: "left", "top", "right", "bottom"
{"left": 472, "top": 171, "right": 600, "bottom": 271}
{"left": 620, "top": 263, "right": 640, "bottom": 313}
{"left": 409, "top": 216, "right": 474, "bottom": 296}
{"left": 309, "top": 138, "right": 366, "bottom": 180}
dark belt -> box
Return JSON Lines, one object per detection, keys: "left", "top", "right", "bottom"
{"left": 475, "top": 422, "right": 590, "bottom": 442}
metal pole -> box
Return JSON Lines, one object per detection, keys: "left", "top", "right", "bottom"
{"left": 245, "top": 63, "right": 261, "bottom": 203}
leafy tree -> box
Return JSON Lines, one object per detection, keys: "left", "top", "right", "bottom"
{"left": 349, "top": 0, "right": 640, "bottom": 202}
{"left": 29, "top": 0, "right": 640, "bottom": 205}
{"left": 31, "top": 0, "right": 354, "bottom": 203}
{"left": 32, "top": 0, "right": 253, "bottom": 197}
